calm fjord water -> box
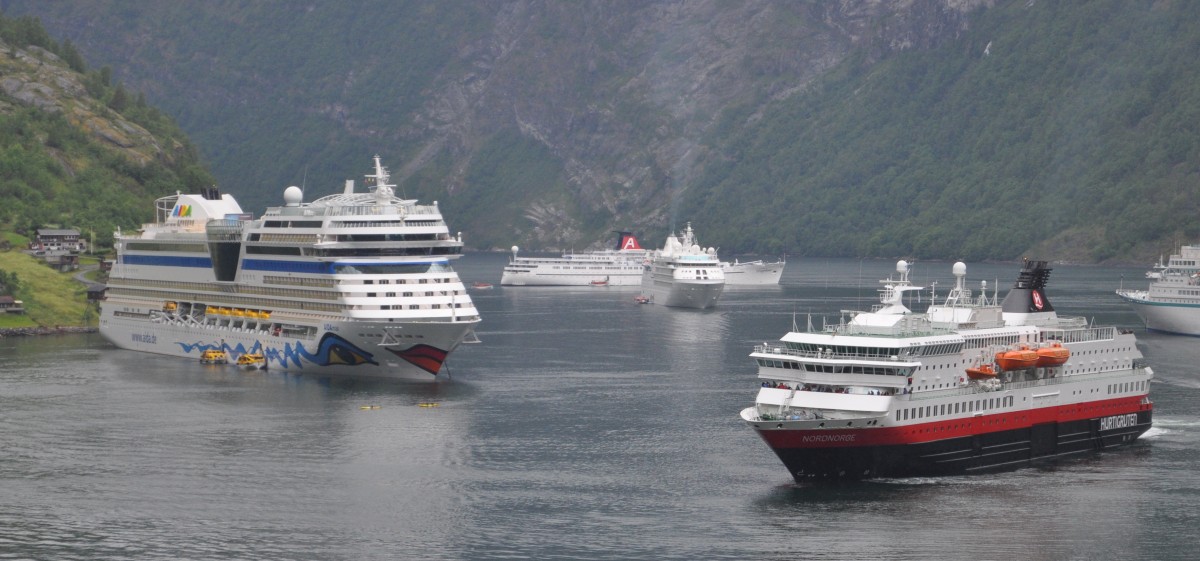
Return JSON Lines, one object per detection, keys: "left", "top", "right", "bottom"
{"left": 2, "top": 253, "right": 1198, "bottom": 560}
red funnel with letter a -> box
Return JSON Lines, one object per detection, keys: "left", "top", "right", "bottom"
{"left": 615, "top": 231, "right": 642, "bottom": 251}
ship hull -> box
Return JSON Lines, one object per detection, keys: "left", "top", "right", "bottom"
{"left": 1117, "top": 293, "right": 1200, "bottom": 336}
{"left": 642, "top": 278, "right": 724, "bottom": 309}
{"left": 722, "top": 261, "right": 785, "bottom": 285}
{"left": 500, "top": 270, "right": 642, "bottom": 286}
{"left": 100, "top": 309, "right": 478, "bottom": 381}
{"left": 745, "top": 408, "right": 1152, "bottom": 480}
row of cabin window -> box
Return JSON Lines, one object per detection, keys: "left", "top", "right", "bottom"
{"left": 896, "top": 396, "right": 1015, "bottom": 421}
{"left": 1108, "top": 381, "right": 1148, "bottom": 394}
{"left": 757, "top": 359, "right": 903, "bottom": 376}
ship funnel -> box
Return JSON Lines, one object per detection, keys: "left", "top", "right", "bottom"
{"left": 1001, "top": 259, "right": 1056, "bottom": 324}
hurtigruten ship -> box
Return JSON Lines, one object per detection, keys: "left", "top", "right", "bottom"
{"left": 641, "top": 223, "right": 724, "bottom": 308}
{"left": 740, "top": 259, "right": 1152, "bottom": 479}
{"left": 1116, "top": 243, "right": 1200, "bottom": 336}
{"left": 99, "top": 155, "right": 481, "bottom": 380}
{"left": 500, "top": 232, "right": 648, "bottom": 286}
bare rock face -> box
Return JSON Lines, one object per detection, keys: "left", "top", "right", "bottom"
{"left": 0, "top": 40, "right": 168, "bottom": 165}
{"left": 392, "top": 0, "right": 992, "bottom": 248}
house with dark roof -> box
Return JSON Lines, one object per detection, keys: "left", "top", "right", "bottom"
{"left": 0, "top": 295, "right": 25, "bottom": 314}
{"left": 31, "top": 229, "right": 86, "bottom": 253}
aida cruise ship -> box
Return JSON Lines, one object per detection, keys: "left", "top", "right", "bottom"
{"left": 99, "top": 156, "right": 481, "bottom": 380}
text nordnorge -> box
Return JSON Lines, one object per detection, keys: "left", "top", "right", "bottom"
{"left": 801, "top": 434, "right": 857, "bottom": 443}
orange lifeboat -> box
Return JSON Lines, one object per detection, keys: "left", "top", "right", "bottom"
{"left": 995, "top": 346, "right": 1038, "bottom": 371}
{"left": 965, "top": 364, "right": 998, "bottom": 380}
{"left": 1036, "top": 342, "right": 1070, "bottom": 367}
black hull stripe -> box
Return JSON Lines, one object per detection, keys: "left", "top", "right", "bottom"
{"left": 761, "top": 411, "right": 1152, "bottom": 480}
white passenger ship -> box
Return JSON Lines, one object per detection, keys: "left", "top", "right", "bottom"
{"left": 1116, "top": 244, "right": 1200, "bottom": 336}
{"left": 722, "top": 258, "right": 786, "bottom": 285}
{"left": 741, "top": 259, "right": 1152, "bottom": 479}
{"left": 99, "top": 156, "right": 481, "bottom": 381}
{"left": 500, "top": 233, "right": 648, "bottom": 286}
{"left": 640, "top": 223, "right": 724, "bottom": 309}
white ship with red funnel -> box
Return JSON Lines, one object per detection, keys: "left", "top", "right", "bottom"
{"left": 740, "top": 259, "right": 1152, "bottom": 480}
{"left": 500, "top": 232, "right": 648, "bottom": 286}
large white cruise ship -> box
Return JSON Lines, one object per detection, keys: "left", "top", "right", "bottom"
{"left": 741, "top": 259, "right": 1152, "bottom": 480}
{"left": 99, "top": 156, "right": 481, "bottom": 381}
{"left": 721, "top": 258, "right": 786, "bottom": 285}
{"left": 1116, "top": 244, "right": 1200, "bottom": 336}
{"left": 640, "top": 223, "right": 724, "bottom": 308}
{"left": 500, "top": 232, "right": 648, "bottom": 286}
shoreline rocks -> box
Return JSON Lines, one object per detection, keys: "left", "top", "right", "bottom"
{"left": 0, "top": 326, "right": 97, "bottom": 338}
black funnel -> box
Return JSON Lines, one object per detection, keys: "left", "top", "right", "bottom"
{"left": 1001, "top": 259, "right": 1055, "bottom": 314}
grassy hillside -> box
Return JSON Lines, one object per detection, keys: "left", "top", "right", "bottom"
{"left": 0, "top": 250, "right": 93, "bottom": 328}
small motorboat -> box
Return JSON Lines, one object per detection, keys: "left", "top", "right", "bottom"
{"left": 1035, "top": 342, "right": 1070, "bottom": 367}
{"left": 236, "top": 352, "right": 267, "bottom": 370}
{"left": 634, "top": 294, "right": 651, "bottom": 304}
{"left": 199, "top": 349, "right": 228, "bottom": 365}
{"left": 590, "top": 278, "right": 609, "bottom": 287}
{"left": 471, "top": 281, "right": 494, "bottom": 289}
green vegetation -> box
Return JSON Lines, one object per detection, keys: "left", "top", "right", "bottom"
{"left": 0, "top": 12, "right": 213, "bottom": 257}
{"left": 683, "top": 0, "right": 1200, "bottom": 261}
{"left": 0, "top": 251, "right": 92, "bottom": 328}
{"left": 5, "top": 2, "right": 1200, "bottom": 262}
{"left": 0, "top": 12, "right": 215, "bottom": 326}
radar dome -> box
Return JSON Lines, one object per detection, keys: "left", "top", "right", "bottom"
{"left": 511, "top": 245, "right": 519, "bottom": 253}
{"left": 897, "top": 260, "right": 909, "bottom": 273}
{"left": 283, "top": 186, "right": 303, "bottom": 206}
{"left": 953, "top": 261, "right": 967, "bottom": 276}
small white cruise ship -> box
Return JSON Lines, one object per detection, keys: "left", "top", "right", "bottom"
{"left": 640, "top": 223, "right": 724, "bottom": 309}
{"left": 740, "top": 259, "right": 1152, "bottom": 480}
{"left": 500, "top": 232, "right": 648, "bottom": 286}
{"left": 1117, "top": 244, "right": 1200, "bottom": 335}
{"left": 99, "top": 155, "right": 481, "bottom": 381}
{"left": 721, "top": 258, "right": 786, "bottom": 285}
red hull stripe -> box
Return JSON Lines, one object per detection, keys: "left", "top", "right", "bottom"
{"left": 758, "top": 395, "right": 1151, "bottom": 449}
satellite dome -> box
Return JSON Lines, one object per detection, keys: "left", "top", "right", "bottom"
{"left": 283, "top": 186, "right": 303, "bottom": 206}
{"left": 953, "top": 261, "right": 967, "bottom": 276}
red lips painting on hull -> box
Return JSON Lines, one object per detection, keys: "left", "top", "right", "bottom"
{"left": 389, "top": 344, "right": 449, "bottom": 375}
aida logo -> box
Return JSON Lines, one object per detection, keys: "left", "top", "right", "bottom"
{"left": 1032, "top": 290, "right": 1044, "bottom": 310}
{"left": 172, "top": 204, "right": 192, "bottom": 217}
{"left": 620, "top": 235, "right": 641, "bottom": 250}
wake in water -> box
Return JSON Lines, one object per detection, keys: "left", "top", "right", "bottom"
{"left": 1141, "top": 416, "right": 1200, "bottom": 440}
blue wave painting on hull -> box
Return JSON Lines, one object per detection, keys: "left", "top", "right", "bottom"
{"left": 177, "top": 333, "right": 377, "bottom": 369}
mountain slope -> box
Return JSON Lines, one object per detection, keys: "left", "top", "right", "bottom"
{"left": 0, "top": 13, "right": 213, "bottom": 251}
{"left": 6, "top": 0, "right": 1197, "bottom": 262}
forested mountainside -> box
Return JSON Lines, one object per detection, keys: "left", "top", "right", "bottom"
{"left": 3, "top": 0, "right": 1198, "bottom": 263}
{"left": 0, "top": 14, "right": 213, "bottom": 251}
